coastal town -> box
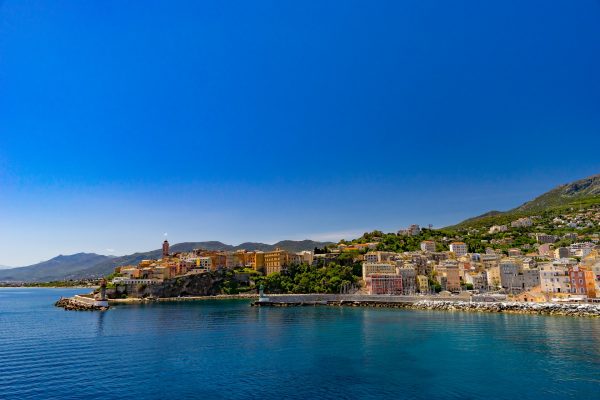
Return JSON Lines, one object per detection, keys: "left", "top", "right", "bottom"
{"left": 109, "top": 205, "right": 600, "bottom": 303}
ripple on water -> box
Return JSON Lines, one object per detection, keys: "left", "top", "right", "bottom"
{"left": 1, "top": 289, "right": 600, "bottom": 400}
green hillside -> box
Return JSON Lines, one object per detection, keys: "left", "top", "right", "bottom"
{"left": 450, "top": 174, "right": 600, "bottom": 230}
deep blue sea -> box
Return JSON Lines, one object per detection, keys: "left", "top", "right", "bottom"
{"left": 1, "top": 288, "right": 599, "bottom": 399}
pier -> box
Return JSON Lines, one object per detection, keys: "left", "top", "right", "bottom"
{"left": 253, "top": 293, "right": 465, "bottom": 307}
{"left": 252, "top": 294, "right": 600, "bottom": 317}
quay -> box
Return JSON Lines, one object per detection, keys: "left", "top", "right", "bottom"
{"left": 55, "top": 279, "right": 109, "bottom": 311}
{"left": 253, "top": 294, "right": 600, "bottom": 317}
{"left": 108, "top": 293, "right": 258, "bottom": 304}
{"left": 55, "top": 294, "right": 109, "bottom": 311}
{"left": 253, "top": 293, "right": 471, "bottom": 307}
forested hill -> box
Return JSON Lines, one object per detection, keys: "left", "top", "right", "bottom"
{"left": 450, "top": 174, "right": 600, "bottom": 230}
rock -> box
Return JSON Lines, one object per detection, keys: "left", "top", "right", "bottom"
{"left": 54, "top": 297, "right": 108, "bottom": 311}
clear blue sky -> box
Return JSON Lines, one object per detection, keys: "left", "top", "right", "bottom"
{"left": 1, "top": 0, "right": 599, "bottom": 266}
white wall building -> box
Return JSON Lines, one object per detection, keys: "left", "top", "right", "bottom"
{"left": 420, "top": 241, "right": 436, "bottom": 252}
{"left": 362, "top": 262, "right": 397, "bottom": 280}
{"left": 449, "top": 242, "right": 468, "bottom": 257}
{"left": 539, "top": 262, "right": 570, "bottom": 294}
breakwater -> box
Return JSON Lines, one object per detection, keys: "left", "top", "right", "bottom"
{"left": 408, "top": 300, "right": 600, "bottom": 317}
{"left": 108, "top": 293, "right": 258, "bottom": 304}
{"left": 55, "top": 295, "right": 109, "bottom": 311}
{"left": 254, "top": 294, "right": 600, "bottom": 317}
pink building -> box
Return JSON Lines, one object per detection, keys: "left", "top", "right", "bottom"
{"left": 538, "top": 243, "right": 552, "bottom": 257}
{"left": 365, "top": 274, "right": 403, "bottom": 295}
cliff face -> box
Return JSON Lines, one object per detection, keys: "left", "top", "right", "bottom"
{"left": 107, "top": 273, "right": 224, "bottom": 299}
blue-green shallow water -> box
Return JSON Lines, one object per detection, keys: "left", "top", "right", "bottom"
{"left": 1, "top": 288, "right": 599, "bottom": 399}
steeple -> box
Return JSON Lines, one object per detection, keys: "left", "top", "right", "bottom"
{"left": 162, "top": 240, "right": 170, "bottom": 258}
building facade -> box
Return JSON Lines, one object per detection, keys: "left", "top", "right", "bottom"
{"left": 420, "top": 241, "right": 436, "bottom": 252}
{"left": 449, "top": 242, "right": 468, "bottom": 257}
{"left": 365, "top": 274, "right": 403, "bottom": 295}
{"left": 568, "top": 266, "right": 596, "bottom": 298}
{"left": 362, "top": 262, "right": 397, "bottom": 280}
{"left": 264, "top": 249, "right": 291, "bottom": 275}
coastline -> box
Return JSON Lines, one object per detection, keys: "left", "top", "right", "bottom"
{"left": 256, "top": 298, "right": 600, "bottom": 317}
{"left": 108, "top": 293, "right": 258, "bottom": 304}
{"left": 49, "top": 290, "right": 600, "bottom": 317}
{"left": 111, "top": 293, "right": 600, "bottom": 317}
{"left": 0, "top": 286, "right": 98, "bottom": 289}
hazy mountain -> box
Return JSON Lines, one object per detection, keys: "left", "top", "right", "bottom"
{"left": 5, "top": 175, "right": 599, "bottom": 283}
{"left": 2, "top": 240, "right": 332, "bottom": 282}
{"left": 0, "top": 265, "right": 13, "bottom": 270}
{"left": 0, "top": 253, "right": 111, "bottom": 282}
{"left": 451, "top": 174, "right": 600, "bottom": 229}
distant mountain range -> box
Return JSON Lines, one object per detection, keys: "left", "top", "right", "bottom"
{"left": 3, "top": 174, "right": 598, "bottom": 283}
{"left": 0, "top": 253, "right": 112, "bottom": 282}
{"left": 450, "top": 174, "right": 600, "bottom": 229}
{"left": 0, "top": 240, "right": 332, "bottom": 282}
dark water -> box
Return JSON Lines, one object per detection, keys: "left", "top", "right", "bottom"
{"left": 1, "top": 288, "right": 599, "bottom": 399}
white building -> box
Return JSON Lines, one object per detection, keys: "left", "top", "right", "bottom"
{"left": 398, "top": 224, "right": 420, "bottom": 236}
{"left": 539, "top": 262, "right": 570, "bottom": 294}
{"left": 569, "top": 243, "right": 595, "bottom": 258}
{"left": 362, "top": 262, "right": 397, "bottom": 280}
{"left": 420, "top": 241, "right": 436, "bottom": 252}
{"left": 464, "top": 271, "right": 488, "bottom": 291}
{"left": 489, "top": 225, "right": 508, "bottom": 234}
{"left": 364, "top": 251, "right": 397, "bottom": 263}
{"left": 511, "top": 217, "right": 533, "bottom": 228}
{"left": 295, "top": 251, "right": 314, "bottom": 265}
{"left": 449, "top": 242, "right": 468, "bottom": 257}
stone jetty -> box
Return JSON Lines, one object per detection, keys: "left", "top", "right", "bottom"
{"left": 408, "top": 300, "right": 600, "bottom": 317}
{"left": 55, "top": 296, "right": 109, "bottom": 311}
{"left": 253, "top": 294, "right": 600, "bottom": 317}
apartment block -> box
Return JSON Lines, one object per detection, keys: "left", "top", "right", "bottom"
{"left": 449, "top": 242, "right": 468, "bottom": 257}
{"left": 420, "top": 241, "right": 436, "bottom": 252}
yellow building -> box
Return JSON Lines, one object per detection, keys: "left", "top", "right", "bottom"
{"left": 362, "top": 262, "right": 397, "bottom": 280}
{"left": 253, "top": 251, "right": 265, "bottom": 273}
{"left": 264, "top": 249, "right": 291, "bottom": 275}
{"left": 417, "top": 275, "right": 429, "bottom": 293}
{"left": 153, "top": 266, "right": 171, "bottom": 280}
{"left": 120, "top": 266, "right": 141, "bottom": 279}
{"left": 486, "top": 266, "right": 501, "bottom": 289}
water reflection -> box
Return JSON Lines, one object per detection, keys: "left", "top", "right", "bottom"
{"left": 3, "top": 290, "right": 600, "bottom": 400}
{"left": 95, "top": 310, "right": 105, "bottom": 336}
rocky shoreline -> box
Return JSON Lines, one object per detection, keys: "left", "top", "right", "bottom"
{"left": 332, "top": 300, "right": 600, "bottom": 317}
{"left": 256, "top": 298, "right": 600, "bottom": 317}
{"left": 55, "top": 291, "right": 600, "bottom": 317}
{"left": 412, "top": 300, "right": 600, "bottom": 317}
{"left": 108, "top": 293, "right": 258, "bottom": 304}
{"left": 55, "top": 297, "right": 109, "bottom": 311}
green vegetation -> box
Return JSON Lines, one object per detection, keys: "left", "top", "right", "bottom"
{"left": 349, "top": 228, "right": 454, "bottom": 253}
{"left": 258, "top": 262, "right": 359, "bottom": 294}
{"left": 450, "top": 174, "right": 600, "bottom": 230}
{"left": 218, "top": 268, "right": 263, "bottom": 294}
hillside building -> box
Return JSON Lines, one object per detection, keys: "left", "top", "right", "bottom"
{"left": 449, "top": 242, "right": 468, "bottom": 257}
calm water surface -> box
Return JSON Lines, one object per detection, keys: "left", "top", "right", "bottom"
{"left": 1, "top": 288, "right": 599, "bottom": 399}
